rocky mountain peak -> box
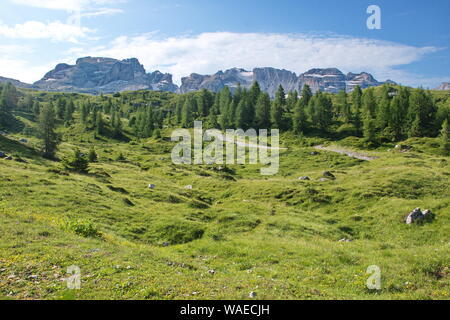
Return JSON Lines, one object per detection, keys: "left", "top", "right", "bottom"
{"left": 34, "top": 57, "right": 177, "bottom": 94}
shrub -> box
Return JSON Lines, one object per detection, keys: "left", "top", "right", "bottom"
{"left": 62, "top": 218, "right": 101, "bottom": 238}
{"left": 61, "top": 149, "right": 89, "bottom": 173}
{"left": 88, "top": 147, "right": 98, "bottom": 163}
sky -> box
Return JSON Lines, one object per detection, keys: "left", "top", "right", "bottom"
{"left": 0, "top": 0, "right": 449, "bottom": 88}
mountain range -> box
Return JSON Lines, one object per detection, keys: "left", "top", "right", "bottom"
{"left": 1, "top": 56, "right": 446, "bottom": 96}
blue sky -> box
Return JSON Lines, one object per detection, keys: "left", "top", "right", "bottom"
{"left": 0, "top": 0, "right": 449, "bottom": 88}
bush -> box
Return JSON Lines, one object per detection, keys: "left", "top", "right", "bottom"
{"left": 62, "top": 218, "right": 101, "bottom": 238}
{"left": 88, "top": 147, "right": 98, "bottom": 163}
{"left": 61, "top": 149, "right": 89, "bottom": 173}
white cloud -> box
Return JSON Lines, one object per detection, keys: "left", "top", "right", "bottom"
{"left": 72, "top": 31, "right": 442, "bottom": 87}
{"left": 0, "top": 20, "right": 94, "bottom": 42}
{"left": 9, "top": 0, "right": 123, "bottom": 11}
{"left": 80, "top": 8, "right": 124, "bottom": 17}
{"left": 0, "top": 46, "right": 57, "bottom": 83}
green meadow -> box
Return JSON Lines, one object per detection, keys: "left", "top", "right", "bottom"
{"left": 1, "top": 130, "right": 449, "bottom": 300}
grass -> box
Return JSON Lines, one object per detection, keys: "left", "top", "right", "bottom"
{"left": 0, "top": 119, "right": 449, "bottom": 300}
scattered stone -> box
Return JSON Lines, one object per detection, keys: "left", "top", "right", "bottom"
{"left": 405, "top": 208, "right": 435, "bottom": 224}
{"left": 28, "top": 275, "right": 38, "bottom": 280}
{"left": 184, "top": 185, "right": 193, "bottom": 190}
{"left": 208, "top": 269, "right": 216, "bottom": 275}
{"left": 319, "top": 178, "right": 329, "bottom": 182}
{"left": 249, "top": 291, "right": 257, "bottom": 298}
{"left": 19, "top": 139, "right": 28, "bottom": 143}
{"left": 310, "top": 151, "right": 319, "bottom": 156}
{"left": 339, "top": 238, "right": 352, "bottom": 242}
{"left": 148, "top": 184, "right": 156, "bottom": 189}
{"left": 4, "top": 156, "right": 12, "bottom": 161}
{"left": 323, "top": 171, "right": 336, "bottom": 179}
{"left": 162, "top": 242, "right": 170, "bottom": 247}
{"left": 298, "top": 176, "right": 310, "bottom": 181}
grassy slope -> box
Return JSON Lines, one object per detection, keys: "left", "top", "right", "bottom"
{"left": 0, "top": 114, "right": 449, "bottom": 300}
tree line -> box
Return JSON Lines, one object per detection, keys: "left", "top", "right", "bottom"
{"left": 0, "top": 81, "right": 449, "bottom": 158}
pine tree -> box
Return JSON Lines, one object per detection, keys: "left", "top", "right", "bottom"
{"left": 409, "top": 114, "right": 423, "bottom": 138}
{"left": 337, "top": 90, "right": 351, "bottom": 123}
{"left": 175, "top": 97, "right": 184, "bottom": 124}
{"left": 293, "top": 99, "right": 308, "bottom": 134}
{"left": 255, "top": 93, "right": 271, "bottom": 129}
{"left": 38, "top": 102, "right": 59, "bottom": 159}
{"left": 271, "top": 85, "right": 286, "bottom": 130}
{"left": 32, "top": 101, "right": 41, "bottom": 119}
{"left": 315, "top": 93, "right": 333, "bottom": 131}
{"left": 363, "top": 113, "right": 376, "bottom": 144}
{"left": 181, "top": 97, "right": 193, "bottom": 128}
{"left": 0, "top": 89, "right": 10, "bottom": 127}
{"left": 56, "top": 98, "right": 67, "bottom": 120}
{"left": 388, "top": 96, "right": 404, "bottom": 141}
{"left": 112, "top": 111, "right": 122, "bottom": 138}
{"left": 80, "top": 103, "right": 88, "bottom": 123}
{"left": 377, "top": 85, "right": 391, "bottom": 130}
{"left": 219, "top": 86, "right": 232, "bottom": 116}
{"left": 142, "top": 108, "right": 154, "bottom": 137}
{"left": 407, "top": 88, "right": 437, "bottom": 137}
{"left": 286, "top": 90, "right": 298, "bottom": 113}
{"left": 235, "top": 96, "right": 249, "bottom": 129}
{"left": 439, "top": 119, "right": 450, "bottom": 156}
{"left": 249, "top": 82, "right": 262, "bottom": 109}
{"left": 362, "top": 87, "right": 377, "bottom": 119}
{"left": 64, "top": 99, "right": 75, "bottom": 123}
{"left": 207, "top": 94, "right": 220, "bottom": 129}
{"left": 62, "top": 149, "right": 89, "bottom": 173}
{"left": 96, "top": 113, "right": 104, "bottom": 135}
{"left": 88, "top": 147, "right": 98, "bottom": 163}
{"left": 1, "top": 83, "right": 18, "bottom": 111}
{"left": 300, "top": 84, "right": 313, "bottom": 108}
{"left": 351, "top": 86, "right": 363, "bottom": 131}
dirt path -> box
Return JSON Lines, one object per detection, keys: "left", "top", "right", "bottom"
{"left": 219, "top": 135, "right": 288, "bottom": 150}
{"left": 314, "top": 145, "right": 378, "bottom": 161}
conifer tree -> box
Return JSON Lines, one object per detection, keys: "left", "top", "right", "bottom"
{"left": 38, "top": 102, "right": 59, "bottom": 159}
{"left": 351, "top": 86, "right": 363, "bottom": 131}
{"left": 181, "top": 97, "right": 193, "bottom": 128}
{"left": 300, "top": 84, "right": 313, "bottom": 108}
{"left": 439, "top": 119, "right": 450, "bottom": 156}
{"left": 88, "top": 147, "right": 98, "bottom": 163}
{"left": 377, "top": 85, "right": 391, "bottom": 130}
{"left": 56, "top": 98, "right": 67, "bottom": 120}
{"left": 407, "top": 88, "right": 437, "bottom": 137}
{"left": 249, "top": 82, "right": 262, "bottom": 109}
{"left": 255, "top": 93, "right": 271, "bottom": 129}
{"left": 363, "top": 113, "right": 376, "bottom": 144}
{"left": 32, "top": 101, "right": 41, "bottom": 119}
{"left": 271, "top": 85, "right": 286, "bottom": 130}
{"left": 293, "top": 99, "right": 308, "bottom": 134}
{"left": 337, "top": 90, "right": 351, "bottom": 123}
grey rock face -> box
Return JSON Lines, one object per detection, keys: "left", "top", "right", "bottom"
{"left": 180, "top": 67, "right": 388, "bottom": 97}
{"left": 33, "top": 57, "right": 178, "bottom": 94}
{"left": 299, "top": 68, "right": 347, "bottom": 93}
{"left": 0, "top": 76, "right": 31, "bottom": 88}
